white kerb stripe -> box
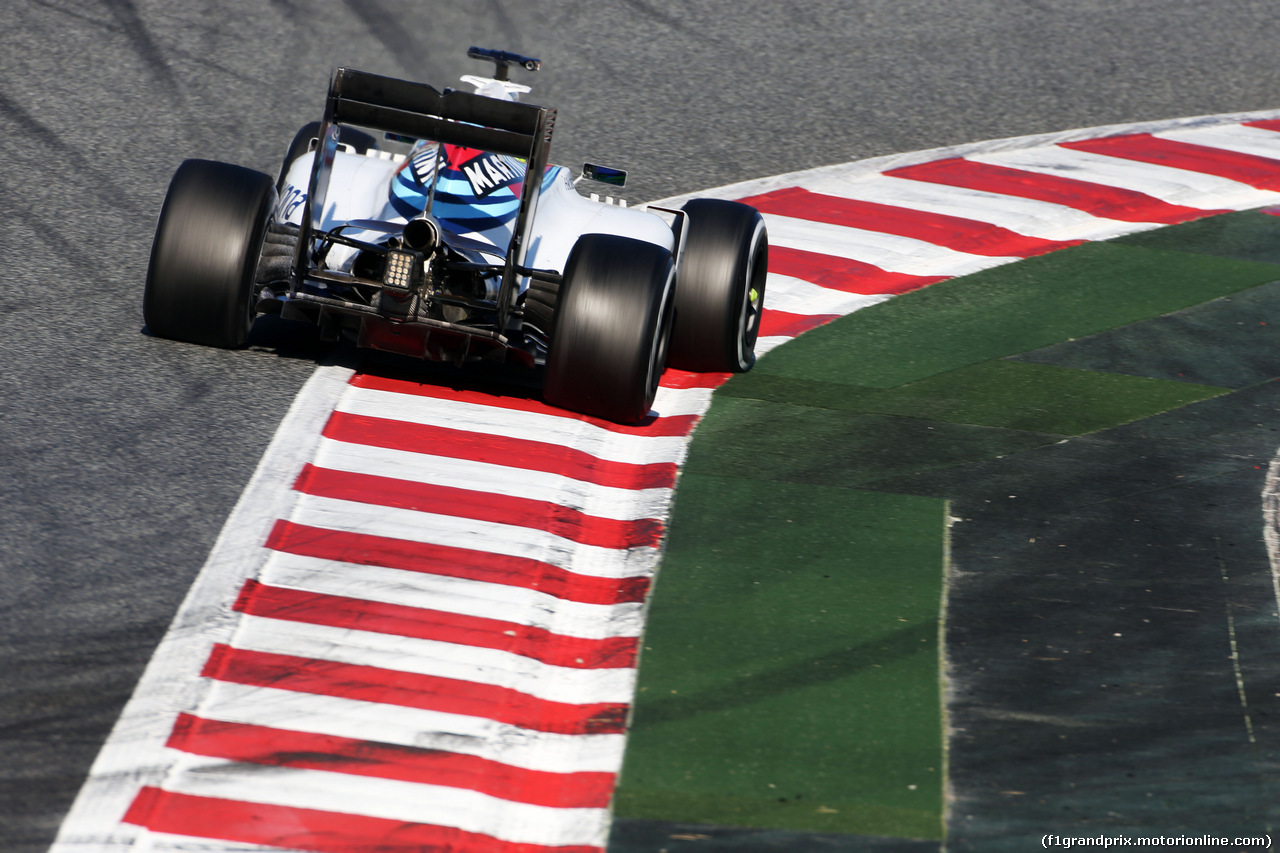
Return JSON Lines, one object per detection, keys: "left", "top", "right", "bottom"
{"left": 259, "top": 552, "right": 645, "bottom": 639}
{"left": 753, "top": 335, "right": 797, "bottom": 358}
{"left": 336, "top": 387, "right": 693, "bottom": 466}
{"left": 311, "top": 437, "right": 673, "bottom": 521}
{"left": 763, "top": 213, "right": 1017, "bottom": 278}
{"left": 1153, "top": 123, "right": 1280, "bottom": 162}
{"left": 158, "top": 754, "right": 609, "bottom": 847}
{"left": 969, "top": 146, "right": 1280, "bottom": 210}
{"left": 788, "top": 172, "right": 1154, "bottom": 241}
{"left": 288, "top": 494, "right": 661, "bottom": 579}
{"left": 228, "top": 614, "right": 637, "bottom": 704}
{"left": 764, "top": 276, "right": 894, "bottom": 316}
{"left": 190, "top": 682, "right": 627, "bottom": 773}
{"left": 651, "top": 382, "right": 715, "bottom": 416}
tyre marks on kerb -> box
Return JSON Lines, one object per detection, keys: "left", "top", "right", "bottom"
{"left": 884, "top": 156, "right": 1228, "bottom": 224}
{"left": 53, "top": 114, "right": 1280, "bottom": 851}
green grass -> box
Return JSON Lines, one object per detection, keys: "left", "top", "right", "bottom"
{"left": 681, "top": 395, "right": 1062, "bottom": 489}
{"left": 615, "top": 477, "right": 947, "bottom": 839}
{"left": 717, "top": 360, "right": 1227, "bottom": 435}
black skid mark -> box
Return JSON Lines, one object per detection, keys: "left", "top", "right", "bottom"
{"left": 342, "top": 0, "right": 427, "bottom": 78}
{"left": 0, "top": 90, "right": 146, "bottom": 215}
{"left": 99, "top": 0, "right": 179, "bottom": 97}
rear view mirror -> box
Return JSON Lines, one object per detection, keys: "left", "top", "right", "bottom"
{"left": 581, "top": 163, "right": 627, "bottom": 188}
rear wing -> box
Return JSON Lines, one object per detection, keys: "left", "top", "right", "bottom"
{"left": 300, "top": 67, "right": 557, "bottom": 329}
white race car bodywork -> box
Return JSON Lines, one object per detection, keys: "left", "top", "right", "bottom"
{"left": 277, "top": 112, "right": 674, "bottom": 290}
{"left": 523, "top": 167, "right": 676, "bottom": 277}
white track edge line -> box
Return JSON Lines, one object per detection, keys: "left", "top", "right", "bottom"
{"left": 51, "top": 364, "right": 354, "bottom": 851}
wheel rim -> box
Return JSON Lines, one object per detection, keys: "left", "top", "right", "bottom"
{"left": 235, "top": 189, "right": 275, "bottom": 345}
{"left": 736, "top": 220, "right": 767, "bottom": 369}
{"left": 646, "top": 265, "right": 677, "bottom": 409}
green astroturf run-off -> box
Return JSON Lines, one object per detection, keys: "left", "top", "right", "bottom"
{"left": 614, "top": 476, "right": 948, "bottom": 840}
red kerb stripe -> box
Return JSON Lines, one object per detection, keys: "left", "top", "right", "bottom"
{"left": 767, "top": 245, "right": 947, "bottom": 295}
{"left": 1244, "top": 119, "right": 1280, "bottom": 133}
{"left": 294, "top": 464, "right": 663, "bottom": 549}
{"left": 323, "top": 412, "right": 678, "bottom": 491}
{"left": 1062, "top": 134, "right": 1280, "bottom": 191}
{"left": 760, "top": 309, "right": 839, "bottom": 339}
{"left": 167, "top": 713, "right": 617, "bottom": 808}
{"left": 201, "top": 644, "right": 629, "bottom": 735}
{"left": 124, "top": 786, "right": 603, "bottom": 853}
{"left": 660, "top": 368, "right": 731, "bottom": 389}
{"left": 740, "top": 186, "right": 1083, "bottom": 257}
{"left": 235, "top": 580, "right": 638, "bottom": 669}
{"left": 350, "top": 372, "right": 699, "bottom": 437}
{"left": 266, "top": 520, "right": 650, "bottom": 605}
{"left": 883, "top": 157, "right": 1223, "bottom": 224}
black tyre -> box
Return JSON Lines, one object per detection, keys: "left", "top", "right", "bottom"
{"left": 543, "top": 235, "right": 676, "bottom": 424}
{"left": 143, "top": 159, "right": 277, "bottom": 349}
{"left": 277, "top": 121, "right": 377, "bottom": 189}
{"left": 668, "top": 198, "right": 769, "bottom": 373}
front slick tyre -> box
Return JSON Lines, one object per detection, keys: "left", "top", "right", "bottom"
{"left": 668, "top": 198, "right": 768, "bottom": 373}
{"left": 543, "top": 234, "right": 675, "bottom": 424}
{"left": 144, "top": 159, "right": 276, "bottom": 349}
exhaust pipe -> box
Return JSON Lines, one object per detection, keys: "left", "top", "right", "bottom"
{"left": 403, "top": 215, "right": 441, "bottom": 253}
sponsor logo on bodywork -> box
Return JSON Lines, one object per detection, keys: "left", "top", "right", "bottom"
{"left": 459, "top": 151, "right": 523, "bottom": 198}
{"left": 278, "top": 185, "right": 307, "bottom": 221}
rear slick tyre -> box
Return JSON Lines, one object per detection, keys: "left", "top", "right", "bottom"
{"left": 543, "top": 234, "right": 675, "bottom": 424}
{"left": 143, "top": 159, "right": 277, "bottom": 349}
{"left": 668, "top": 198, "right": 768, "bottom": 373}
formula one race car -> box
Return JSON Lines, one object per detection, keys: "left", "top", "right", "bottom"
{"left": 143, "top": 47, "right": 768, "bottom": 423}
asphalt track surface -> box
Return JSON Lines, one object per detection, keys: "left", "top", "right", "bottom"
{"left": 6, "top": 1, "right": 1280, "bottom": 850}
